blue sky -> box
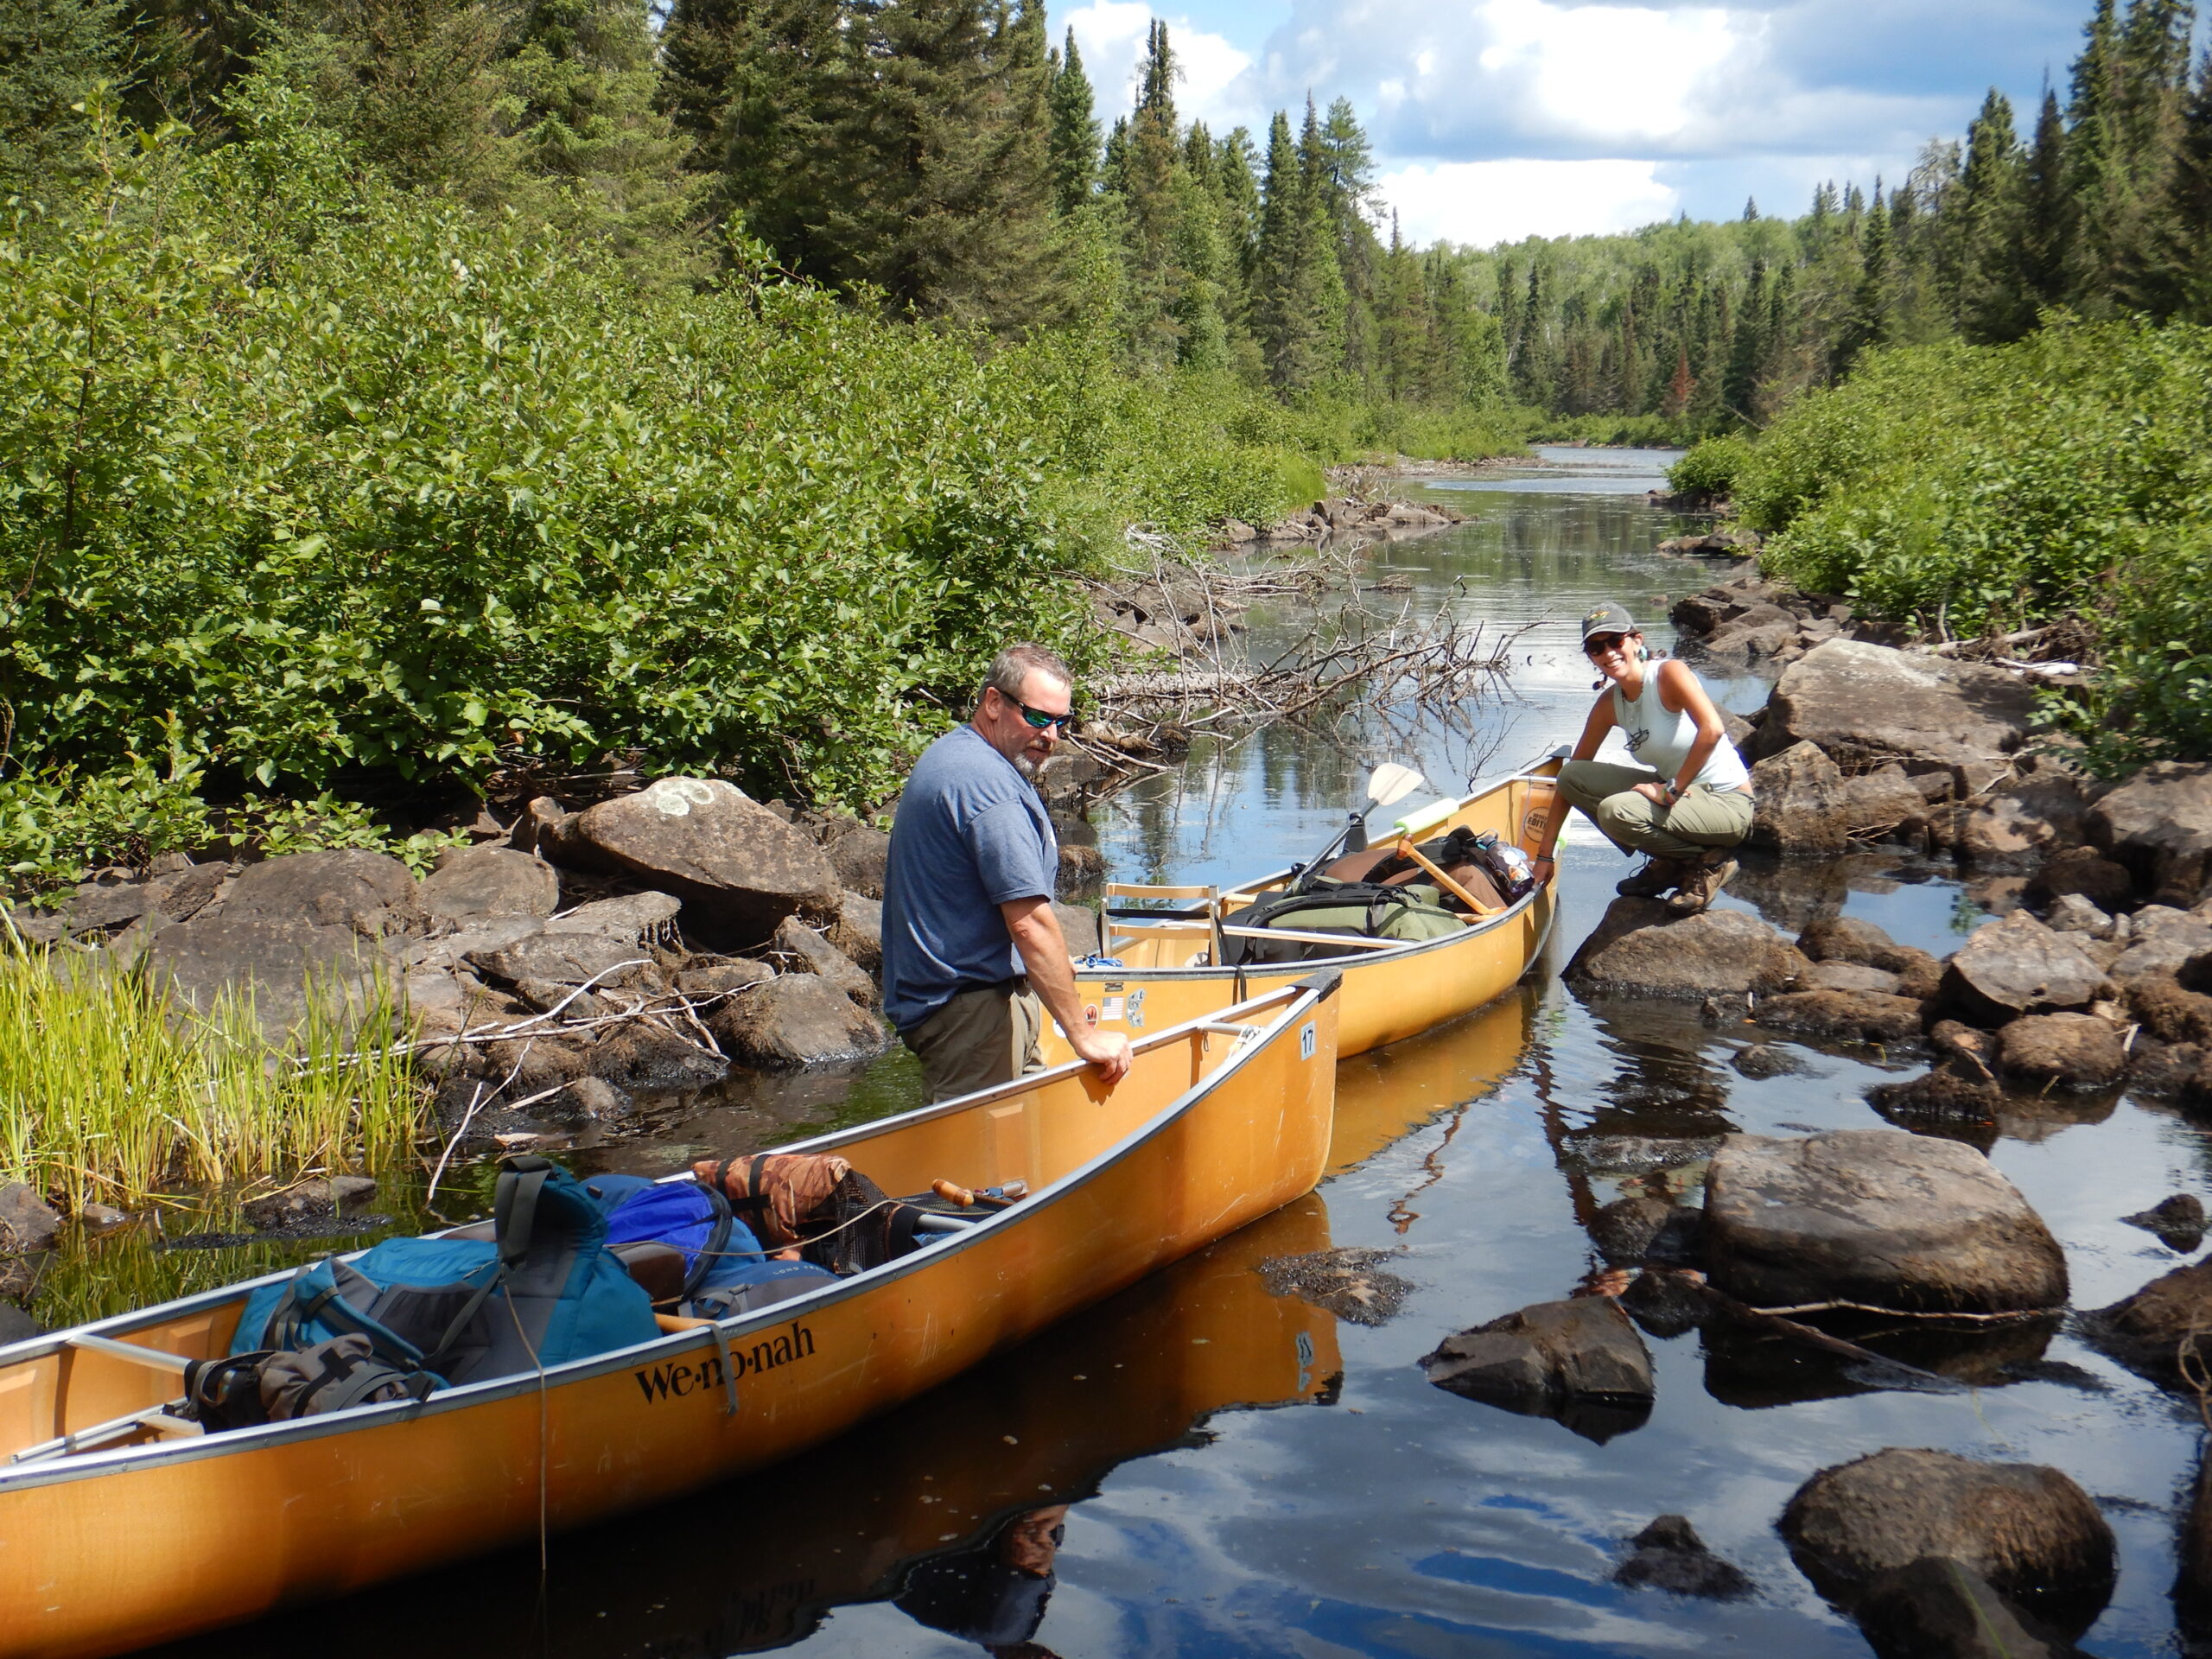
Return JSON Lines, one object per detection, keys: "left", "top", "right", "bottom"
{"left": 1046, "top": 0, "right": 2133, "bottom": 245}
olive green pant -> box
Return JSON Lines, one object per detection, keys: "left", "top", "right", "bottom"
{"left": 1557, "top": 760, "right": 1754, "bottom": 861}
{"left": 901, "top": 978, "right": 1046, "bottom": 1104}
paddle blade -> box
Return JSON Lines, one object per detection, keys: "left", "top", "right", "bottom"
{"left": 1366, "top": 763, "right": 1425, "bottom": 809}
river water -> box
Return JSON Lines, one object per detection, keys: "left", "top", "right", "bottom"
{"left": 147, "top": 448, "right": 2207, "bottom": 1658}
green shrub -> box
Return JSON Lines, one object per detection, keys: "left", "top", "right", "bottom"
{"left": 1732, "top": 318, "right": 2212, "bottom": 768}
{"left": 1666, "top": 434, "right": 1754, "bottom": 500}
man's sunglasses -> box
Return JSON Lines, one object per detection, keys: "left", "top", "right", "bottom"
{"left": 1009, "top": 696, "right": 1076, "bottom": 732}
{"left": 1583, "top": 632, "right": 1630, "bottom": 656}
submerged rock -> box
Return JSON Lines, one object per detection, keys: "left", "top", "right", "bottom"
{"left": 1732, "top": 1042, "right": 1806, "bottom": 1079}
{"left": 2083, "top": 1256, "right": 2212, "bottom": 1388}
{"left": 1780, "top": 1448, "right": 2115, "bottom": 1637}
{"left": 1611, "top": 1515, "right": 1753, "bottom": 1600}
{"left": 2120, "top": 1192, "right": 2207, "bottom": 1252}
{"left": 1420, "top": 1296, "right": 1654, "bottom": 1443}
{"left": 1257, "top": 1247, "right": 1414, "bottom": 1326}
{"left": 1703, "top": 1128, "right": 2067, "bottom": 1313}
{"left": 1754, "top": 988, "right": 1926, "bottom": 1046}
{"left": 241, "top": 1176, "right": 378, "bottom": 1232}
{"left": 1853, "top": 1557, "right": 2090, "bottom": 1659}
{"left": 1588, "top": 1197, "right": 1704, "bottom": 1268}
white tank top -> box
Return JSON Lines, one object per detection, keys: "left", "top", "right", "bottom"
{"left": 1611, "top": 667, "right": 1751, "bottom": 791}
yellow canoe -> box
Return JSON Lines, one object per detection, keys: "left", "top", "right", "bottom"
{"left": 0, "top": 976, "right": 1342, "bottom": 1659}
{"left": 168, "top": 1193, "right": 1349, "bottom": 1656}
{"left": 1053, "top": 756, "right": 1562, "bottom": 1062}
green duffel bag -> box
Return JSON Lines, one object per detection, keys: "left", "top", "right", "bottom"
{"left": 1225, "top": 880, "right": 1466, "bottom": 965}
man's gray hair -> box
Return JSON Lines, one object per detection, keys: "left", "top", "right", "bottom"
{"left": 980, "top": 643, "right": 1071, "bottom": 708}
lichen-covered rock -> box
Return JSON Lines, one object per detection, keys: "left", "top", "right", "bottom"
{"left": 1936, "top": 911, "right": 2107, "bottom": 1027}
{"left": 1780, "top": 1449, "right": 2115, "bottom": 1636}
{"left": 1565, "top": 899, "right": 1812, "bottom": 999}
{"left": 1997, "top": 1013, "right": 2126, "bottom": 1090}
{"left": 1704, "top": 1129, "right": 2067, "bottom": 1313}
{"left": 543, "top": 777, "right": 838, "bottom": 946}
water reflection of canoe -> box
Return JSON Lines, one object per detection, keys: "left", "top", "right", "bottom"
{"left": 146, "top": 1197, "right": 1345, "bottom": 1658}
{"left": 1329, "top": 984, "right": 1538, "bottom": 1178}
{"left": 1058, "top": 758, "right": 1561, "bottom": 1062}
{"left": 0, "top": 979, "right": 1342, "bottom": 1659}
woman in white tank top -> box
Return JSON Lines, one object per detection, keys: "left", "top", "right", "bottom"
{"left": 1529, "top": 600, "right": 1755, "bottom": 914}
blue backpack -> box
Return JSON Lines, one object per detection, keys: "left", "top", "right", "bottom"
{"left": 588, "top": 1174, "right": 837, "bottom": 1316}
{"left": 232, "top": 1157, "right": 661, "bottom": 1387}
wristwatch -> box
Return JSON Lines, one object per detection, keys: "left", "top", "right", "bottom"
{"left": 1662, "top": 782, "right": 1681, "bottom": 804}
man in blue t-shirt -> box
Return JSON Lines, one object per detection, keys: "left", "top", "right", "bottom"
{"left": 882, "top": 643, "right": 1134, "bottom": 1103}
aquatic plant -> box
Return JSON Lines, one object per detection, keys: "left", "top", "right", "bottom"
{"left": 0, "top": 944, "right": 427, "bottom": 1211}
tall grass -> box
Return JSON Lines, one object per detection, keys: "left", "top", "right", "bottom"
{"left": 0, "top": 948, "right": 427, "bottom": 1211}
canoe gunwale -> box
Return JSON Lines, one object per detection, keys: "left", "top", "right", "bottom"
{"left": 0, "top": 978, "right": 1332, "bottom": 1495}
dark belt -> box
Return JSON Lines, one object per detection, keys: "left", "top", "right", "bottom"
{"left": 946, "top": 973, "right": 1030, "bottom": 999}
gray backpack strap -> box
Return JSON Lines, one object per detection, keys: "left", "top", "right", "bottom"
{"left": 421, "top": 1158, "right": 556, "bottom": 1375}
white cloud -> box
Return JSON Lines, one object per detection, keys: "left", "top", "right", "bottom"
{"left": 1065, "top": 0, "right": 1258, "bottom": 131}
{"left": 1377, "top": 157, "right": 1681, "bottom": 245}
{"left": 1473, "top": 0, "right": 1739, "bottom": 145}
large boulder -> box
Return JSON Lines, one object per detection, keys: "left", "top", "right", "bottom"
{"left": 2083, "top": 1256, "right": 2212, "bottom": 1387}
{"left": 145, "top": 914, "right": 385, "bottom": 1039}
{"left": 2087, "top": 760, "right": 2212, "bottom": 901}
{"left": 1747, "top": 741, "right": 1852, "bottom": 855}
{"left": 1935, "top": 911, "right": 2106, "bottom": 1027}
{"left": 1997, "top": 1013, "right": 2126, "bottom": 1090}
{"left": 1564, "top": 900, "right": 1812, "bottom": 999}
{"left": 708, "top": 974, "right": 889, "bottom": 1070}
{"left": 1779, "top": 1449, "right": 2116, "bottom": 1636}
{"left": 543, "top": 778, "right": 838, "bottom": 946}
{"left": 1419, "top": 1296, "right": 1653, "bottom": 1443}
{"left": 221, "top": 849, "right": 426, "bottom": 938}
{"left": 418, "top": 846, "right": 560, "bottom": 925}
{"left": 1703, "top": 1129, "right": 2068, "bottom": 1313}
{"left": 1753, "top": 640, "right": 2038, "bottom": 778}
{"left": 1853, "top": 1558, "right": 2092, "bottom": 1659}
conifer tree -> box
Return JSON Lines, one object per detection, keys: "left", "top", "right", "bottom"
{"left": 1722, "top": 258, "right": 1767, "bottom": 423}
{"left": 1254, "top": 107, "right": 1338, "bottom": 391}
{"left": 0, "top": 0, "right": 126, "bottom": 191}
{"left": 1045, "top": 26, "right": 1097, "bottom": 215}
{"left": 1954, "top": 89, "right": 2033, "bottom": 340}
{"left": 2158, "top": 48, "right": 2212, "bottom": 319}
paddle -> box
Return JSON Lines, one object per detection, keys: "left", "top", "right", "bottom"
{"left": 1293, "top": 762, "right": 1426, "bottom": 890}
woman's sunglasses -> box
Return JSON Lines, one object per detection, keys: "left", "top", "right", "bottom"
{"left": 1583, "top": 632, "right": 1630, "bottom": 656}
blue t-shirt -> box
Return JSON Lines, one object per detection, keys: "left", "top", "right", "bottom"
{"left": 881, "top": 726, "right": 1060, "bottom": 1032}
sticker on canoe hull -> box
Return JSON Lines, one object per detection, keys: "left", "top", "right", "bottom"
{"left": 1126, "top": 988, "right": 1147, "bottom": 1030}
{"left": 1300, "top": 1020, "right": 1317, "bottom": 1060}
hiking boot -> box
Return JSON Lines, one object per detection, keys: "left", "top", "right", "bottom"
{"left": 1616, "top": 858, "right": 1686, "bottom": 899}
{"left": 1666, "top": 855, "right": 1738, "bottom": 914}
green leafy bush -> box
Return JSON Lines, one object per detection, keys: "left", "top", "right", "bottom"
{"left": 1732, "top": 318, "right": 2212, "bottom": 768}
{"left": 1666, "top": 435, "right": 1754, "bottom": 500}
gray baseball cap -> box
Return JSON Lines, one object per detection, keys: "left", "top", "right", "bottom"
{"left": 1579, "top": 601, "right": 1636, "bottom": 645}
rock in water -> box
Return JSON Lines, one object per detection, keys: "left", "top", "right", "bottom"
{"left": 419, "top": 846, "right": 560, "bottom": 925}
{"left": 1588, "top": 1197, "right": 1704, "bottom": 1267}
{"left": 1853, "top": 1558, "right": 2090, "bottom": 1659}
{"left": 547, "top": 777, "right": 838, "bottom": 947}
{"left": 2088, "top": 760, "right": 2212, "bottom": 901}
{"left": 2084, "top": 1256, "right": 2212, "bottom": 1387}
{"left": 1732, "top": 1043, "right": 1805, "bottom": 1079}
{"left": 2120, "top": 1192, "right": 2207, "bottom": 1252}
{"left": 1936, "top": 911, "right": 2106, "bottom": 1028}
{"left": 0, "top": 1183, "right": 62, "bottom": 1255}
{"left": 708, "top": 974, "right": 889, "bottom": 1069}
{"left": 1611, "top": 1515, "right": 1752, "bottom": 1600}
{"left": 1564, "top": 900, "right": 1812, "bottom": 999}
{"left": 1753, "top": 639, "right": 2037, "bottom": 776}
{"left": 1419, "top": 1297, "right": 1654, "bottom": 1443}
{"left": 1997, "top": 1013, "right": 2126, "bottom": 1090}
{"left": 1753, "top": 989, "right": 1926, "bottom": 1046}
{"left": 2182, "top": 1451, "right": 2212, "bottom": 1645}
{"left": 828, "top": 892, "right": 884, "bottom": 976}
{"left": 1747, "top": 741, "right": 1853, "bottom": 855}
{"left": 1802, "top": 960, "right": 1904, "bottom": 995}
{"left": 1703, "top": 1129, "right": 2067, "bottom": 1313}
{"left": 1780, "top": 1448, "right": 2115, "bottom": 1636}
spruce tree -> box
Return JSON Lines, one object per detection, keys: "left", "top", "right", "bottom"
{"left": 2162, "top": 48, "right": 2212, "bottom": 320}
{"left": 1045, "top": 26, "right": 1097, "bottom": 215}
{"left": 1254, "top": 107, "right": 1338, "bottom": 392}
{"left": 0, "top": 0, "right": 126, "bottom": 192}
{"left": 1722, "top": 258, "right": 1766, "bottom": 423}
{"left": 1955, "top": 88, "right": 2033, "bottom": 340}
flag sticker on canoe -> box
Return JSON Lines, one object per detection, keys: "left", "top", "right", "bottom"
{"left": 1099, "top": 995, "right": 1124, "bottom": 1022}
{"left": 1300, "top": 1021, "right": 1316, "bottom": 1060}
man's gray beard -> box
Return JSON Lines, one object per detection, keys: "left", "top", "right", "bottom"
{"left": 1012, "top": 751, "right": 1041, "bottom": 780}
